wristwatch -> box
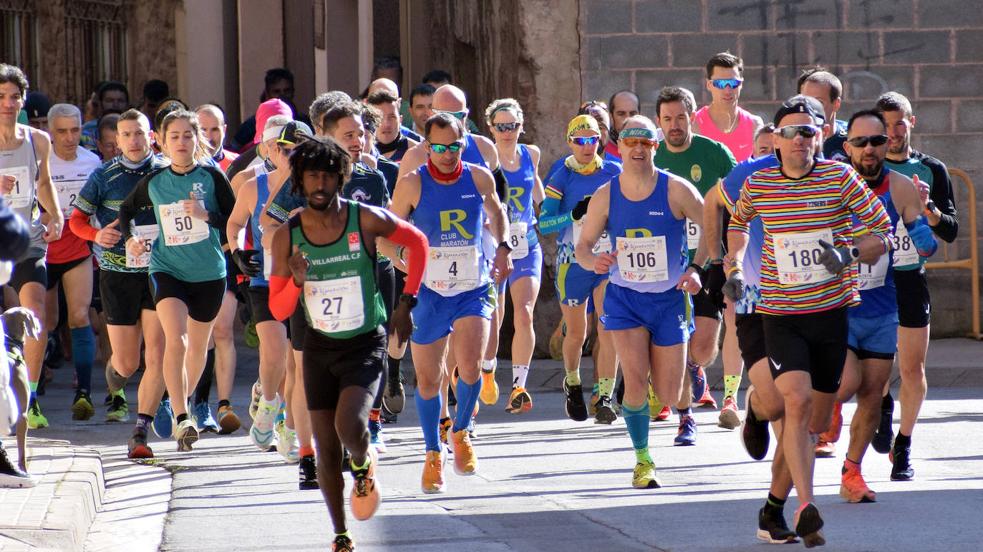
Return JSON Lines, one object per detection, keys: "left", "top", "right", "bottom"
{"left": 497, "top": 240, "right": 513, "bottom": 253}
{"left": 924, "top": 200, "right": 937, "bottom": 217}
{"left": 399, "top": 294, "right": 418, "bottom": 308}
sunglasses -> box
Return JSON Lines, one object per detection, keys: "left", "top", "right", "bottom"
{"left": 621, "top": 137, "right": 657, "bottom": 148}
{"left": 493, "top": 122, "right": 521, "bottom": 132}
{"left": 429, "top": 141, "right": 464, "bottom": 154}
{"left": 434, "top": 109, "right": 468, "bottom": 121}
{"left": 570, "top": 136, "right": 600, "bottom": 146}
{"left": 774, "top": 124, "right": 819, "bottom": 139}
{"left": 846, "top": 134, "right": 889, "bottom": 148}
{"left": 711, "top": 78, "right": 743, "bottom": 90}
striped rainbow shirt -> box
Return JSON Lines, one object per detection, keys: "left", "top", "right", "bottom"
{"left": 729, "top": 159, "right": 892, "bottom": 315}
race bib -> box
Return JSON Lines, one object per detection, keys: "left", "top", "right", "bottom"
{"left": 54, "top": 179, "right": 85, "bottom": 216}
{"left": 858, "top": 253, "right": 889, "bottom": 291}
{"left": 773, "top": 229, "right": 835, "bottom": 285}
{"left": 126, "top": 224, "right": 159, "bottom": 268}
{"left": 304, "top": 277, "right": 365, "bottom": 333}
{"left": 616, "top": 236, "right": 668, "bottom": 283}
{"left": 508, "top": 222, "right": 529, "bottom": 260}
{"left": 425, "top": 246, "right": 480, "bottom": 291}
{"left": 572, "top": 218, "right": 612, "bottom": 255}
{"left": 1, "top": 166, "right": 32, "bottom": 209}
{"left": 159, "top": 202, "right": 209, "bottom": 246}
{"left": 686, "top": 218, "right": 701, "bottom": 251}
{"left": 263, "top": 249, "right": 273, "bottom": 280}
{"left": 892, "top": 223, "right": 918, "bottom": 267}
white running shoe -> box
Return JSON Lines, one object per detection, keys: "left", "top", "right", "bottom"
{"left": 275, "top": 419, "right": 299, "bottom": 463}
{"left": 250, "top": 395, "right": 279, "bottom": 451}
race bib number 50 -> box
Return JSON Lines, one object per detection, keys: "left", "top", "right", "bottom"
{"left": 773, "top": 229, "right": 835, "bottom": 284}
{"left": 159, "top": 202, "right": 209, "bottom": 246}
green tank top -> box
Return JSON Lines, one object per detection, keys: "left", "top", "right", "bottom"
{"left": 291, "top": 201, "right": 386, "bottom": 339}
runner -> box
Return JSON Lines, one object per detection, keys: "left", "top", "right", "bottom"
{"left": 0, "top": 64, "right": 63, "bottom": 431}
{"left": 96, "top": 113, "right": 122, "bottom": 161}
{"left": 693, "top": 52, "right": 763, "bottom": 162}
{"left": 389, "top": 112, "right": 511, "bottom": 492}
{"left": 797, "top": 68, "right": 848, "bottom": 162}
{"left": 575, "top": 115, "right": 705, "bottom": 488}
{"left": 539, "top": 114, "right": 622, "bottom": 423}
{"left": 605, "top": 91, "right": 639, "bottom": 159}
{"left": 365, "top": 91, "right": 419, "bottom": 163}
{"left": 118, "top": 109, "right": 236, "bottom": 451}
{"left": 407, "top": 84, "right": 436, "bottom": 136}
{"left": 753, "top": 123, "right": 775, "bottom": 158}
{"left": 651, "top": 86, "right": 738, "bottom": 441}
{"left": 724, "top": 95, "right": 893, "bottom": 546}
{"left": 267, "top": 135, "right": 428, "bottom": 551}
{"left": 71, "top": 108, "right": 169, "bottom": 458}
{"left": 196, "top": 104, "right": 239, "bottom": 173}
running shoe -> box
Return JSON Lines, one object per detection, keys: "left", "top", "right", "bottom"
{"left": 275, "top": 420, "right": 299, "bottom": 463}
{"left": 369, "top": 419, "right": 387, "bottom": 453}
{"left": 250, "top": 396, "right": 279, "bottom": 451}
{"left": 350, "top": 447, "right": 380, "bottom": 520}
{"left": 506, "top": 386, "right": 533, "bottom": 414}
{"left": 467, "top": 415, "right": 478, "bottom": 440}
{"left": 740, "top": 386, "right": 770, "bottom": 461}
{"left": 127, "top": 432, "right": 154, "bottom": 459}
{"left": 674, "top": 415, "right": 697, "bottom": 446}
{"left": 193, "top": 401, "right": 219, "bottom": 433}
{"left": 439, "top": 417, "right": 452, "bottom": 449}
{"left": 248, "top": 379, "right": 262, "bottom": 420}
{"left": 820, "top": 401, "right": 843, "bottom": 443}
{"left": 451, "top": 429, "right": 478, "bottom": 475}
{"left": 632, "top": 461, "right": 661, "bottom": 489}
{"left": 332, "top": 533, "right": 354, "bottom": 552}
{"left": 794, "top": 503, "right": 825, "bottom": 548}
{"left": 479, "top": 370, "right": 499, "bottom": 405}
{"left": 0, "top": 445, "right": 36, "bottom": 488}
{"left": 562, "top": 380, "right": 588, "bottom": 422}
{"left": 814, "top": 439, "right": 835, "bottom": 457}
{"left": 27, "top": 398, "right": 48, "bottom": 429}
{"left": 757, "top": 506, "right": 798, "bottom": 544}
{"left": 217, "top": 405, "right": 241, "bottom": 434}
{"left": 654, "top": 405, "right": 671, "bottom": 421}
{"left": 383, "top": 373, "right": 405, "bottom": 414}
{"left": 299, "top": 455, "right": 319, "bottom": 490}
{"left": 717, "top": 395, "right": 740, "bottom": 429}
{"left": 175, "top": 419, "right": 199, "bottom": 452}
{"left": 890, "top": 441, "right": 914, "bottom": 481}
{"left": 840, "top": 461, "right": 876, "bottom": 503}
{"left": 154, "top": 398, "right": 173, "bottom": 439}
{"left": 594, "top": 395, "right": 617, "bottom": 425}
{"left": 872, "top": 396, "right": 895, "bottom": 454}
{"left": 696, "top": 387, "right": 718, "bottom": 409}
{"left": 71, "top": 390, "right": 95, "bottom": 421}
{"left": 690, "top": 364, "right": 716, "bottom": 408}
{"left": 588, "top": 388, "right": 599, "bottom": 417}
{"left": 105, "top": 391, "right": 129, "bottom": 423}
{"left": 421, "top": 447, "right": 446, "bottom": 494}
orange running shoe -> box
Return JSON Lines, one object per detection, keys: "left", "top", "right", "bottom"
{"left": 350, "top": 447, "right": 380, "bottom": 520}
{"left": 421, "top": 448, "right": 446, "bottom": 494}
{"left": 506, "top": 387, "right": 533, "bottom": 414}
{"left": 479, "top": 370, "right": 499, "bottom": 405}
{"left": 452, "top": 429, "right": 478, "bottom": 475}
{"left": 839, "top": 460, "right": 876, "bottom": 503}
{"left": 820, "top": 401, "right": 843, "bottom": 443}
{"left": 815, "top": 439, "right": 836, "bottom": 457}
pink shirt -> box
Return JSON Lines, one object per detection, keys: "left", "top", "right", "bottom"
{"left": 693, "top": 106, "right": 757, "bottom": 162}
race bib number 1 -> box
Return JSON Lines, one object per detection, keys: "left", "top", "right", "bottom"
{"left": 773, "top": 229, "right": 835, "bottom": 284}
{"left": 508, "top": 222, "right": 529, "bottom": 260}
{"left": 616, "top": 236, "right": 668, "bottom": 283}
{"left": 858, "top": 253, "right": 889, "bottom": 291}
{"left": 159, "top": 202, "right": 209, "bottom": 246}
{"left": 304, "top": 277, "right": 365, "bottom": 333}
{"left": 2, "top": 166, "right": 32, "bottom": 209}
{"left": 425, "top": 246, "right": 481, "bottom": 291}
{"left": 126, "top": 224, "right": 159, "bottom": 268}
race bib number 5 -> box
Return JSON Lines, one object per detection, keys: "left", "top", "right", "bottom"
{"left": 304, "top": 277, "right": 365, "bottom": 333}
{"left": 616, "top": 236, "right": 668, "bottom": 283}
{"left": 425, "top": 246, "right": 480, "bottom": 291}
{"left": 773, "top": 229, "right": 835, "bottom": 284}
{"left": 126, "top": 224, "right": 159, "bottom": 268}
{"left": 572, "top": 218, "right": 612, "bottom": 255}
{"left": 686, "top": 218, "right": 701, "bottom": 251}
{"left": 159, "top": 202, "right": 209, "bottom": 246}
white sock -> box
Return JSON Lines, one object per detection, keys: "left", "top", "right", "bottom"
{"left": 512, "top": 364, "right": 530, "bottom": 389}
{"left": 481, "top": 359, "right": 495, "bottom": 374}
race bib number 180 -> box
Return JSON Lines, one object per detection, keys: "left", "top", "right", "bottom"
{"left": 159, "top": 202, "right": 209, "bottom": 246}
{"left": 773, "top": 229, "right": 835, "bottom": 284}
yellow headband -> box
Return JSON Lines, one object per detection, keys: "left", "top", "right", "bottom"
{"left": 567, "top": 114, "right": 600, "bottom": 138}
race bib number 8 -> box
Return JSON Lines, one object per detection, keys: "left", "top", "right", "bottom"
{"left": 616, "top": 236, "right": 668, "bottom": 283}
{"left": 858, "top": 253, "right": 889, "bottom": 291}
{"left": 425, "top": 246, "right": 480, "bottom": 292}
{"left": 572, "top": 218, "right": 612, "bottom": 255}
{"left": 892, "top": 223, "right": 918, "bottom": 267}
{"left": 126, "top": 224, "right": 159, "bottom": 268}
{"left": 508, "top": 222, "right": 529, "bottom": 260}
{"left": 304, "top": 277, "right": 365, "bottom": 333}
{"left": 773, "top": 229, "right": 835, "bottom": 284}
{"left": 159, "top": 202, "right": 209, "bottom": 246}
{"left": 2, "top": 166, "right": 32, "bottom": 209}
{"left": 686, "top": 218, "right": 701, "bottom": 251}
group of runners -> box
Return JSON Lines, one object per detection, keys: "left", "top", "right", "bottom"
{"left": 0, "top": 49, "right": 959, "bottom": 551}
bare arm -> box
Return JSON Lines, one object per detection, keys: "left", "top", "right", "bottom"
{"left": 226, "top": 178, "right": 257, "bottom": 254}
{"left": 574, "top": 184, "right": 610, "bottom": 272}
{"left": 669, "top": 175, "right": 708, "bottom": 267}
{"left": 396, "top": 144, "right": 427, "bottom": 181}
{"left": 32, "top": 129, "right": 63, "bottom": 240}
{"left": 702, "top": 182, "right": 726, "bottom": 261}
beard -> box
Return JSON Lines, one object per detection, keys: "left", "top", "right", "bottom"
{"left": 307, "top": 190, "right": 336, "bottom": 211}
{"left": 666, "top": 131, "right": 687, "bottom": 148}
{"left": 854, "top": 156, "right": 884, "bottom": 179}
{"left": 888, "top": 135, "right": 909, "bottom": 155}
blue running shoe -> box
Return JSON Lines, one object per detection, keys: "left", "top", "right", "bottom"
{"left": 674, "top": 415, "right": 697, "bottom": 446}
{"left": 368, "top": 419, "right": 387, "bottom": 453}
{"left": 194, "top": 401, "right": 219, "bottom": 433}
{"left": 154, "top": 398, "right": 173, "bottom": 439}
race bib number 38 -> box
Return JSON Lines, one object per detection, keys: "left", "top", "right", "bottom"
{"left": 773, "top": 229, "right": 835, "bottom": 284}
{"left": 892, "top": 223, "right": 918, "bottom": 267}
{"left": 304, "top": 277, "right": 365, "bottom": 333}
{"left": 159, "top": 202, "right": 209, "bottom": 246}
{"left": 616, "top": 236, "right": 668, "bottom": 283}
{"left": 425, "top": 246, "right": 480, "bottom": 291}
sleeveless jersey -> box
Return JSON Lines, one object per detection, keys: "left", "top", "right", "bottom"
{"left": 461, "top": 134, "right": 488, "bottom": 168}
{"left": 885, "top": 153, "right": 936, "bottom": 272}
{"left": 292, "top": 202, "right": 385, "bottom": 339}
{"left": 250, "top": 172, "right": 273, "bottom": 287}
{"left": 607, "top": 171, "right": 687, "bottom": 294}
{"left": 503, "top": 145, "right": 539, "bottom": 252}
{"left": 693, "top": 106, "right": 756, "bottom": 162}
{"left": 0, "top": 125, "right": 44, "bottom": 257}
{"left": 853, "top": 170, "right": 899, "bottom": 318}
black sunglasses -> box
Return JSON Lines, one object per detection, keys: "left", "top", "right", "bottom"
{"left": 846, "top": 135, "right": 889, "bottom": 148}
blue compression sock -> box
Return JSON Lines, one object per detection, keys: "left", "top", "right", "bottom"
{"left": 622, "top": 402, "right": 651, "bottom": 452}
{"left": 415, "top": 392, "right": 442, "bottom": 452}
{"left": 453, "top": 377, "right": 482, "bottom": 433}
{"left": 70, "top": 326, "right": 95, "bottom": 394}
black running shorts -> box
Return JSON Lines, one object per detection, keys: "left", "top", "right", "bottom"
{"left": 8, "top": 256, "right": 46, "bottom": 292}
{"left": 894, "top": 269, "right": 931, "bottom": 328}
{"left": 303, "top": 326, "right": 386, "bottom": 411}
{"left": 100, "top": 270, "right": 155, "bottom": 326}
{"left": 735, "top": 312, "right": 767, "bottom": 367}
{"left": 692, "top": 286, "right": 723, "bottom": 321}
{"left": 149, "top": 272, "right": 225, "bottom": 322}
{"left": 45, "top": 255, "right": 90, "bottom": 291}
{"left": 761, "top": 307, "right": 848, "bottom": 394}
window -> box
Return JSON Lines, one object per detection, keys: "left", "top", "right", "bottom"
{"left": 0, "top": 0, "right": 39, "bottom": 86}
{"left": 64, "top": 0, "right": 127, "bottom": 105}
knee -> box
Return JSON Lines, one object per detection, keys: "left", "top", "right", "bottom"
{"left": 212, "top": 323, "right": 234, "bottom": 344}
{"left": 782, "top": 389, "right": 813, "bottom": 418}
{"left": 514, "top": 303, "right": 534, "bottom": 328}
{"left": 67, "top": 306, "right": 90, "bottom": 329}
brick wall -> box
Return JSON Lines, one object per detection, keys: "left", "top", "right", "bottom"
{"left": 580, "top": 0, "right": 983, "bottom": 336}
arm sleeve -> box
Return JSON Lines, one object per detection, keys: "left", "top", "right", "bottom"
{"left": 69, "top": 208, "right": 99, "bottom": 242}
{"left": 925, "top": 156, "right": 958, "bottom": 243}
{"left": 905, "top": 217, "right": 938, "bottom": 258}
{"left": 118, "top": 176, "right": 154, "bottom": 242}
{"left": 205, "top": 167, "right": 236, "bottom": 233}
{"left": 268, "top": 275, "right": 301, "bottom": 321}
{"left": 492, "top": 166, "right": 508, "bottom": 202}
{"left": 385, "top": 217, "right": 429, "bottom": 295}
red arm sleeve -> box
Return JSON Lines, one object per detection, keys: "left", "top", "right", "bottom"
{"left": 385, "top": 217, "right": 429, "bottom": 296}
{"left": 269, "top": 275, "right": 302, "bottom": 321}
{"left": 69, "top": 208, "right": 99, "bottom": 242}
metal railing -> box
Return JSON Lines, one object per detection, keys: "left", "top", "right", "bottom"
{"left": 925, "top": 168, "right": 981, "bottom": 339}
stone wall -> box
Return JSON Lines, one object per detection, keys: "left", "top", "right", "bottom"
{"left": 580, "top": 0, "right": 983, "bottom": 337}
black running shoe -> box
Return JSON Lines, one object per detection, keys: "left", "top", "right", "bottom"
{"left": 890, "top": 443, "right": 914, "bottom": 481}
{"left": 383, "top": 374, "right": 405, "bottom": 414}
{"left": 563, "top": 380, "right": 588, "bottom": 422}
{"left": 871, "top": 394, "right": 895, "bottom": 454}
{"left": 299, "top": 455, "right": 319, "bottom": 490}
{"left": 594, "top": 395, "right": 617, "bottom": 425}
{"left": 0, "top": 445, "right": 36, "bottom": 488}
{"left": 127, "top": 432, "right": 154, "bottom": 459}
{"left": 757, "top": 506, "right": 798, "bottom": 544}
{"left": 332, "top": 533, "right": 354, "bottom": 552}
{"left": 794, "top": 503, "right": 826, "bottom": 548}
{"left": 741, "top": 386, "right": 770, "bottom": 461}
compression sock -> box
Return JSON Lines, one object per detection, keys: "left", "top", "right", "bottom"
{"left": 724, "top": 374, "right": 741, "bottom": 401}
{"left": 29, "top": 381, "right": 38, "bottom": 403}
{"left": 299, "top": 445, "right": 315, "bottom": 458}
{"left": 598, "top": 377, "right": 615, "bottom": 399}
{"left": 894, "top": 432, "right": 911, "bottom": 449}
{"left": 511, "top": 364, "right": 529, "bottom": 389}
{"left": 622, "top": 402, "right": 652, "bottom": 463}
{"left": 134, "top": 413, "right": 153, "bottom": 436}
{"left": 415, "top": 393, "right": 442, "bottom": 452}
{"left": 453, "top": 377, "right": 482, "bottom": 433}
{"left": 70, "top": 326, "right": 95, "bottom": 394}
{"left": 194, "top": 348, "right": 215, "bottom": 405}
{"left": 388, "top": 356, "right": 401, "bottom": 382}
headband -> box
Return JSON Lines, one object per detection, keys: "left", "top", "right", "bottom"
{"left": 619, "top": 127, "right": 657, "bottom": 140}
{"left": 567, "top": 114, "right": 600, "bottom": 138}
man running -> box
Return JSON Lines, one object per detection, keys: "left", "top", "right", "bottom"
{"left": 605, "top": 90, "right": 640, "bottom": 159}
{"left": 196, "top": 104, "right": 239, "bottom": 173}
{"left": 365, "top": 91, "right": 419, "bottom": 163}
{"left": 693, "top": 52, "right": 763, "bottom": 162}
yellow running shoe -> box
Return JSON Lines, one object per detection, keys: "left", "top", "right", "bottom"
{"left": 632, "top": 461, "right": 662, "bottom": 489}
{"left": 648, "top": 387, "right": 662, "bottom": 421}
{"left": 479, "top": 370, "right": 499, "bottom": 405}
{"left": 421, "top": 448, "right": 446, "bottom": 494}
{"left": 506, "top": 387, "right": 533, "bottom": 414}
{"left": 451, "top": 429, "right": 478, "bottom": 475}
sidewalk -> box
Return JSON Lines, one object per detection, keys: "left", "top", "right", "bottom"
{"left": 0, "top": 439, "right": 104, "bottom": 552}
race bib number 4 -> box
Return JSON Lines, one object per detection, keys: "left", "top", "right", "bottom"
{"left": 686, "top": 218, "right": 701, "bottom": 251}
{"left": 858, "top": 252, "right": 889, "bottom": 291}
{"left": 572, "top": 218, "right": 612, "bottom": 255}
{"left": 508, "top": 222, "right": 529, "bottom": 259}
{"left": 2, "top": 166, "right": 32, "bottom": 209}
{"left": 126, "top": 224, "right": 159, "bottom": 268}
{"left": 425, "top": 246, "right": 480, "bottom": 291}
{"left": 892, "top": 223, "right": 918, "bottom": 267}
{"left": 55, "top": 179, "right": 85, "bottom": 216}
{"left": 616, "top": 236, "right": 668, "bottom": 283}
{"left": 773, "top": 229, "right": 835, "bottom": 285}
{"left": 159, "top": 202, "right": 209, "bottom": 246}
{"left": 304, "top": 277, "right": 365, "bottom": 333}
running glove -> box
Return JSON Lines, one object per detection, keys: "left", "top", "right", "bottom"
{"left": 818, "top": 239, "right": 858, "bottom": 275}
{"left": 232, "top": 249, "right": 262, "bottom": 277}
{"left": 572, "top": 196, "right": 592, "bottom": 220}
{"left": 704, "top": 261, "right": 727, "bottom": 310}
{"left": 721, "top": 268, "right": 745, "bottom": 302}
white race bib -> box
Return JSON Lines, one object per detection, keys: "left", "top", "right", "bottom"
{"left": 425, "top": 246, "right": 480, "bottom": 291}
{"left": 773, "top": 229, "right": 835, "bottom": 284}
{"left": 616, "top": 236, "right": 669, "bottom": 283}
{"left": 126, "top": 224, "right": 159, "bottom": 268}
{"left": 304, "top": 277, "right": 365, "bottom": 333}
{"left": 686, "top": 218, "right": 701, "bottom": 251}
{"left": 892, "top": 223, "right": 918, "bottom": 267}
{"left": 54, "top": 179, "right": 85, "bottom": 216}
{"left": 858, "top": 253, "right": 889, "bottom": 290}
{"left": 572, "top": 218, "right": 612, "bottom": 255}
{"left": 508, "top": 222, "right": 529, "bottom": 259}
{"left": 159, "top": 202, "right": 209, "bottom": 246}
{"left": 1, "top": 166, "right": 32, "bottom": 209}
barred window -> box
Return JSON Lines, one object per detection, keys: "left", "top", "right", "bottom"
{"left": 64, "top": 0, "right": 127, "bottom": 106}
{"left": 0, "top": 0, "right": 39, "bottom": 87}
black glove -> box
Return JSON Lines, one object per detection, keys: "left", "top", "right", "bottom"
{"left": 704, "top": 261, "right": 726, "bottom": 310}
{"left": 721, "top": 269, "right": 746, "bottom": 302}
{"left": 572, "top": 195, "right": 592, "bottom": 220}
{"left": 817, "top": 239, "right": 857, "bottom": 275}
{"left": 232, "top": 248, "right": 262, "bottom": 278}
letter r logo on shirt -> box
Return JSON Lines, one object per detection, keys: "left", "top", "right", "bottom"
{"left": 439, "top": 209, "right": 473, "bottom": 239}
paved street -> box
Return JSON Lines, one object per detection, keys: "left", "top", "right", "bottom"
{"left": 7, "top": 340, "right": 983, "bottom": 552}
